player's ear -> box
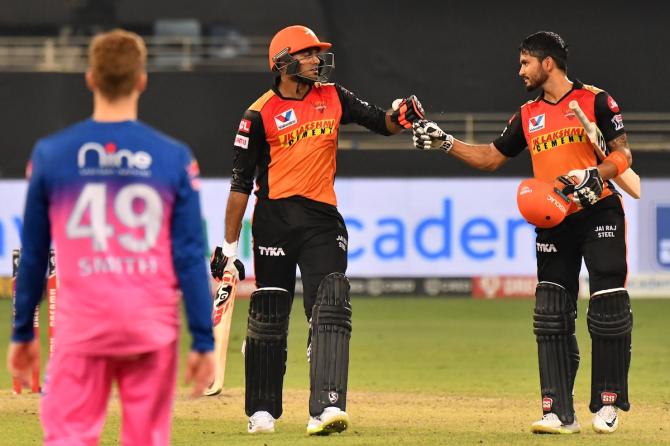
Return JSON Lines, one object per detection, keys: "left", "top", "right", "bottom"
{"left": 85, "top": 70, "right": 96, "bottom": 92}
{"left": 543, "top": 56, "right": 554, "bottom": 72}
{"left": 136, "top": 72, "right": 148, "bottom": 94}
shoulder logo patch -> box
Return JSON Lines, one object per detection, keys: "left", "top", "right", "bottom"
{"left": 608, "top": 96, "right": 620, "bottom": 113}
{"left": 274, "top": 109, "right": 298, "bottom": 130}
{"left": 234, "top": 134, "right": 249, "bottom": 149}
{"left": 238, "top": 119, "right": 251, "bottom": 133}
{"left": 528, "top": 114, "right": 545, "bottom": 132}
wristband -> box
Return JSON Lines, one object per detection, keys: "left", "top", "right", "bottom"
{"left": 604, "top": 151, "right": 629, "bottom": 176}
{"left": 222, "top": 240, "right": 238, "bottom": 257}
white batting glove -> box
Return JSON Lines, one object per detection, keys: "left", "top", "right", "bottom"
{"left": 412, "top": 120, "right": 454, "bottom": 153}
{"left": 210, "top": 241, "right": 246, "bottom": 281}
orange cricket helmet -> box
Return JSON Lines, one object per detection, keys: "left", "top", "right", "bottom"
{"left": 517, "top": 178, "right": 574, "bottom": 228}
{"left": 268, "top": 25, "right": 331, "bottom": 71}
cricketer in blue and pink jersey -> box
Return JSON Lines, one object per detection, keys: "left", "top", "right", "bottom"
{"left": 13, "top": 118, "right": 213, "bottom": 356}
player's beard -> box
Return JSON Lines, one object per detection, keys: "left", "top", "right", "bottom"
{"left": 524, "top": 69, "right": 549, "bottom": 92}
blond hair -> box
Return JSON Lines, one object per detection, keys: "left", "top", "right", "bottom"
{"left": 88, "top": 29, "right": 147, "bottom": 100}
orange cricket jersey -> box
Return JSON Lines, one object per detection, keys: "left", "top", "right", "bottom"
{"left": 495, "top": 80, "right": 626, "bottom": 212}
{"left": 230, "top": 80, "right": 391, "bottom": 206}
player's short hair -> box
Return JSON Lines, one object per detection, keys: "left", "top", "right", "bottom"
{"left": 519, "top": 31, "right": 568, "bottom": 72}
{"left": 88, "top": 29, "right": 147, "bottom": 100}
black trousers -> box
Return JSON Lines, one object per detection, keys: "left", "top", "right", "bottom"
{"left": 252, "top": 196, "right": 349, "bottom": 319}
{"left": 535, "top": 194, "right": 628, "bottom": 297}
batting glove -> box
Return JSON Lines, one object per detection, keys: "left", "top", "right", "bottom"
{"left": 391, "top": 95, "right": 425, "bottom": 128}
{"left": 556, "top": 167, "right": 603, "bottom": 208}
{"left": 210, "top": 243, "right": 246, "bottom": 281}
{"left": 412, "top": 120, "right": 454, "bottom": 153}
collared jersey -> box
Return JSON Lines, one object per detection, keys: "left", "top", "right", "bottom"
{"left": 494, "top": 80, "right": 626, "bottom": 206}
{"left": 14, "top": 119, "right": 213, "bottom": 354}
{"left": 230, "top": 80, "right": 391, "bottom": 206}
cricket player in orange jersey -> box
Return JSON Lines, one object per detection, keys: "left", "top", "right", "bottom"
{"left": 412, "top": 31, "right": 633, "bottom": 435}
{"left": 212, "top": 25, "right": 424, "bottom": 435}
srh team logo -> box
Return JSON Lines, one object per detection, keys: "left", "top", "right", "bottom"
{"left": 238, "top": 119, "right": 251, "bottom": 133}
{"left": 528, "top": 114, "right": 545, "bottom": 132}
{"left": 77, "top": 142, "right": 152, "bottom": 170}
{"left": 274, "top": 109, "right": 298, "bottom": 130}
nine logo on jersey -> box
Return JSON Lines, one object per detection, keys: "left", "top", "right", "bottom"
{"left": 528, "top": 114, "right": 545, "bottom": 132}
{"left": 274, "top": 109, "right": 298, "bottom": 130}
{"left": 77, "top": 142, "right": 152, "bottom": 171}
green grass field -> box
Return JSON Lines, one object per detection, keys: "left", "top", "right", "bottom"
{"left": 1, "top": 297, "right": 669, "bottom": 445}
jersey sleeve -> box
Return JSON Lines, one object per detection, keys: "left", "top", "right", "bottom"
{"left": 13, "top": 142, "right": 51, "bottom": 342}
{"left": 335, "top": 84, "right": 392, "bottom": 135}
{"left": 230, "top": 110, "right": 263, "bottom": 194}
{"left": 594, "top": 92, "right": 626, "bottom": 143}
{"left": 492, "top": 109, "right": 527, "bottom": 157}
{"left": 171, "top": 148, "right": 214, "bottom": 352}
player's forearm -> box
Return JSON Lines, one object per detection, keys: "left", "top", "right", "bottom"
{"left": 384, "top": 113, "right": 404, "bottom": 135}
{"left": 598, "top": 134, "right": 633, "bottom": 181}
{"left": 224, "top": 191, "right": 250, "bottom": 244}
{"left": 449, "top": 141, "right": 507, "bottom": 172}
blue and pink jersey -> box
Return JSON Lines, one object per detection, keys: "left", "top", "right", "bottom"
{"left": 13, "top": 119, "right": 213, "bottom": 355}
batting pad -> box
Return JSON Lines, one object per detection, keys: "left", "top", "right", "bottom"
{"left": 533, "top": 281, "right": 579, "bottom": 425}
{"left": 245, "top": 287, "right": 291, "bottom": 418}
{"left": 588, "top": 288, "right": 632, "bottom": 412}
{"left": 309, "top": 273, "right": 352, "bottom": 417}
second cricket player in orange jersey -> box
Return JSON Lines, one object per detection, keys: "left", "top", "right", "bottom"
{"left": 412, "top": 31, "right": 633, "bottom": 435}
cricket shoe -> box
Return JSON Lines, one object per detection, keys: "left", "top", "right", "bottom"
{"left": 592, "top": 405, "right": 619, "bottom": 433}
{"left": 306, "top": 407, "right": 349, "bottom": 436}
{"left": 247, "top": 411, "right": 275, "bottom": 434}
{"left": 531, "top": 413, "right": 580, "bottom": 434}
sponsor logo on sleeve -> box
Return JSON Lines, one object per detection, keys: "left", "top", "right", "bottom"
{"left": 274, "top": 108, "right": 298, "bottom": 130}
{"left": 528, "top": 114, "right": 545, "bottom": 132}
{"left": 234, "top": 134, "right": 249, "bottom": 149}
{"left": 608, "top": 96, "right": 620, "bottom": 113}
{"left": 611, "top": 114, "right": 624, "bottom": 131}
{"left": 238, "top": 119, "right": 251, "bottom": 133}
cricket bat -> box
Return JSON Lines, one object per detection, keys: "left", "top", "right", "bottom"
{"left": 568, "top": 100, "right": 641, "bottom": 199}
{"left": 203, "top": 270, "right": 238, "bottom": 396}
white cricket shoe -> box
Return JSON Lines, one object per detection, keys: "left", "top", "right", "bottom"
{"left": 306, "top": 407, "right": 349, "bottom": 436}
{"left": 531, "top": 413, "right": 581, "bottom": 434}
{"left": 592, "top": 405, "right": 619, "bottom": 433}
{"left": 247, "top": 411, "right": 275, "bottom": 434}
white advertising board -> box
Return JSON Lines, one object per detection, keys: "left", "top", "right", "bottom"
{"left": 0, "top": 178, "right": 641, "bottom": 277}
